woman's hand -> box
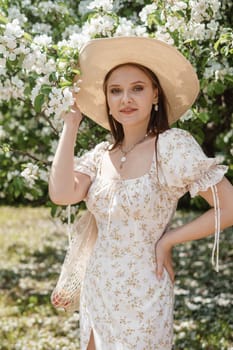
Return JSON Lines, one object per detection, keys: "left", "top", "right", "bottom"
{"left": 62, "top": 91, "right": 83, "bottom": 125}
{"left": 155, "top": 233, "right": 175, "bottom": 283}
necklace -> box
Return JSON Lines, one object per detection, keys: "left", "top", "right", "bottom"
{"left": 119, "top": 133, "right": 148, "bottom": 169}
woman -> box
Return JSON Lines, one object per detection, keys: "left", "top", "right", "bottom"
{"left": 49, "top": 37, "right": 233, "bottom": 350}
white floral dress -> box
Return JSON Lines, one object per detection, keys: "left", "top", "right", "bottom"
{"left": 74, "top": 128, "right": 227, "bottom": 350}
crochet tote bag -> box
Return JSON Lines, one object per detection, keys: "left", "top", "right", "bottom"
{"left": 51, "top": 210, "right": 97, "bottom": 313}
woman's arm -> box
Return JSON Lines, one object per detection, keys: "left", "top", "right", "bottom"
{"left": 49, "top": 106, "right": 92, "bottom": 205}
{"left": 155, "top": 177, "right": 233, "bottom": 281}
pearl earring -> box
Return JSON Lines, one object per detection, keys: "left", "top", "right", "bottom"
{"left": 154, "top": 103, "right": 159, "bottom": 111}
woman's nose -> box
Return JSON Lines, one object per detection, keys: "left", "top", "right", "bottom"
{"left": 122, "top": 90, "right": 132, "bottom": 104}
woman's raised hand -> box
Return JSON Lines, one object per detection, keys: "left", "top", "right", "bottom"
{"left": 62, "top": 92, "right": 83, "bottom": 126}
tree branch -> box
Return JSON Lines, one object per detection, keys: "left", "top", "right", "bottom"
{"left": 38, "top": 113, "right": 60, "bottom": 137}
{"left": 10, "top": 148, "right": 51, "bottom": 166}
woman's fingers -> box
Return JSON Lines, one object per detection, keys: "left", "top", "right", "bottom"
{"left": 155, "top": 238, "right": 175, "bottom": 283}
{"left": 156, "top": 257, "right": 175, "bottom": 283}
{"left": 156, "top": 256, "right": 164, "bottom": 281}
{"left": 61, "top": 103, "right": 83, "bottom": 124}
{"left": 165, "top": 263, "right": 175, "bottom": 284}
{"left": 155, "top": 243, "right": 164, "bottom": 280}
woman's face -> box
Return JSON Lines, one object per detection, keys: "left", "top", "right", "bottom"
{"left": 106, "top": 65, "right": 158, "bottom": 129}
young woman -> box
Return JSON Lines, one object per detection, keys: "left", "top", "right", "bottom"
{"left": 49, "top": 37, "right": 233, "bottom": 350}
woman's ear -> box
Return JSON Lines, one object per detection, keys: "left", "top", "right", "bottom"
{"left": 153, "top": 87, "right": 158, "bottom": 104}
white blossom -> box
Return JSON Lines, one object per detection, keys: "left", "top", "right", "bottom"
{"left": 0, "top": 44, "right": 7, "bottom": 56}
{"left": 21, "top": 0, "right": 32, "bottom": 7}
{"left": 190, "top": 0, "right": 220, "bottom": 23}
{"left": 0, "top": 58, "right": 6, "bottom": 75}
{"left": 62, "top": 25, "right": 82, "bottom": 40}
{"left": 184, "top": 22, "right": 206, "bottom": 41}
{"left": 170, "top": 1, "right": 187, "bottom": 12}
{"left": 5, "top": 38, "right": 17, "bottom": 50}
{"left": 190, "top": 0, "right": 209, "bottom": 22}
{"left": 4, "top": 19, "right": 24, "bottom": 39}
{"left": 61, "top": 32, "right": 90, "bottom": 50}
{"left": 14, "top": 43, "right": 30, "bottom": 56}
{"left": 203, "top": 60, "right": 233, "bottom": 81}
{"left": 0, "top": 77, "right": 25, "bottom": 101}
{"left": 230, "top": 146, "right": 233, "bottom": 157}
{"left": 155, "top": 29, "right": 174, "bottom": 45}
{"left": 33, "top": 34, "right": 52, "bottom": 47}
{"left": 7, "top": 6, "right": 28, "bottom": 25}
{"left": 180, "top": 109, "right": 196, "bottom": 122}
{"left": 31, "top": 76, "right": 50, "bottom": 104}
{"left": 0, "top": 125, "right": 7, "bottom": 139}
{"left": 134, "top": 25, "right": 148, "bottom": 37}
{"left": 38, "top": 1, "right": 68, "bottom": 15}
{"left": 11, "top": 76, "right": 24, "bottom": 89}
{"left": 165, "top": 15, "right": 186, "bottom": 32}
{"left": 22, "top": 48, "right": 56, "bottom": 75}
{"left": 0, "top": 80, "right": 10, "bottom": 101}
{"left": 82, "top": 14, "right": 115, "bottom": 37}
{"left": 7, "top": 170, "right": 20, "bottom": 182}
{"left": 223, "top": 130, "right": 233, "bottom": 143}
{"left": 114, "top": 18, "right": 134, "bottom": 36}
{"left": 21, "top": 163, "right": 40, "bottom": 187}
{"left": 44, "top": 87, "right": 74, "bottom": 118}
{"left": 78, "top": 0, "right": 92, "bottom": 16}
{"left": 139, "top": 3, "right": 157, "bottom": 25}
{"left": 87, "top": 0, "right": 113, "bottom": 12}
{"left": 39, "top": 168, "right": 48, "bottom": 182}
{"left": 31, "top": 23, "right": 52, "bottom": 35}
{"left": 205, "top": 20, "right": 219, "bottom": 39}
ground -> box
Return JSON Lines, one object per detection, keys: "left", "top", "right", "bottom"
{"left": 0, "top": 206, "right": 232, "bottom": 350}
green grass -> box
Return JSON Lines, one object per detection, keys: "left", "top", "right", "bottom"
{"left": 0, "top": 206, "right": 232, "bottom": 350}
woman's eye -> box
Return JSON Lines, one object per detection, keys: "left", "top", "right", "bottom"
{"left": 133, "top": 85, "right": 144, "bottom": 92}
{"left": 110, "top": 88, "right": 121, "bottom": 94}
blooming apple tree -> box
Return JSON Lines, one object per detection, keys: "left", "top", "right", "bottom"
{"left": 0, "top": 0, "right": 232, "bottom": 216}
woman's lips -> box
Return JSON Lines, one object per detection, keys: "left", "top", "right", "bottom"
{"left": 119, "top": 108, "right": 137, "bottom": 114}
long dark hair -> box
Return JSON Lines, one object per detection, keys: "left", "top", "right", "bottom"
{"left": 103, "top": 63, "right": 170, "bottom": 152}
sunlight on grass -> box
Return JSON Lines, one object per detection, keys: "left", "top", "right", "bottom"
{"left": 0, "top": 206, "right": 232, "bottom": 350}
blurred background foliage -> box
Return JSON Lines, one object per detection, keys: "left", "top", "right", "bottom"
{"left": 0, "top": 0, "right": 232, "bottom": 217}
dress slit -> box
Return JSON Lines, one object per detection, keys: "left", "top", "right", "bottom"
{"left": 86, "top": 329, "right": 96, "bottom": 350}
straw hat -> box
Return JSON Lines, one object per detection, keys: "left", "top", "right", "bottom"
{"left": 76, "top": 36, "right": 199, "bottom": 129}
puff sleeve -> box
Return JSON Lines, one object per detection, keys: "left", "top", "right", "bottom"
{"left": 158, "top": 128, "right": 228, "bottom": 197}
{"left": 74, "top": 141, "right": 109, "bottom": 182}
{"left": 158, "top": 128, "right": 228, "bottom": 271}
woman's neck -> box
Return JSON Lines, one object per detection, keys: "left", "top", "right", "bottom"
{"left": 122, "top": 125, "right": 149, "bottom": 149}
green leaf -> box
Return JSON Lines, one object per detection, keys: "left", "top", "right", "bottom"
{"left": 23, "top": 32, "right": 32, "bottom": 42}
{"left": 0, "top": 143, "right": 10, "bottom": 152}
{"left": 41, "top": 85, "right": 52, "bottom": 95}
{"left": 0, "top": 13, "right": 8, "bottom": 25}
{"left": 225, "top": 75, "right": 233, "bottom": 83}
{"left": 197, "top": 112, "right": 209, "bottom": 123}
{"left": 59, "top": 80, "right": 72, "bottom": 87}
{"left": 72, "top": 69, "right": 81, "bottom": 75}
{"left": 34, "top": 94, "right": 45, "bottom": 113}
{"left": 24, "top": 86, "right": 31, "bottom": 96}
{"left": 49, "top": 72, "right": 57, "bottom": 82}
{"left": 50, "top": 205, "right": 57, "bottom": 217}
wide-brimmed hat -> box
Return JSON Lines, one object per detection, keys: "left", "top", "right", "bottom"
{"left": 76, "top": 36, "right": 200, "bottom": 129}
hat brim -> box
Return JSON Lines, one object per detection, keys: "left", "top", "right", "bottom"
{"left": 76, "top": 36, "right": 200, "bottom": 129}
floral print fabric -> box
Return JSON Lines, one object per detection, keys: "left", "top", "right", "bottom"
{"left": 74, "top": 128, "right": 227, "bottom": 350}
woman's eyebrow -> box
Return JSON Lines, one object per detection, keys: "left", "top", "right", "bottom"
{"left": 108, "top": 80, "right": 146, "bottom": 87}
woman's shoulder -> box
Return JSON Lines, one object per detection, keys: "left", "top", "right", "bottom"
{"left": 94, "top": 140, "right": 111, "bottom": 152}
{"left": 158, "top": 127, "right": 198, "bottom": 150}
{"left": 159, "top": 127, "right": 192, "bottom": 141}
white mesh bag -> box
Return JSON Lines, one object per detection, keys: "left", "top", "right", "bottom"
{"left": 51, "top": 209, "right": 97, "bottom": 313}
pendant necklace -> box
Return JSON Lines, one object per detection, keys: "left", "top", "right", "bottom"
{"left": 119, "top": 133, "right": 148, "bottom": 169}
